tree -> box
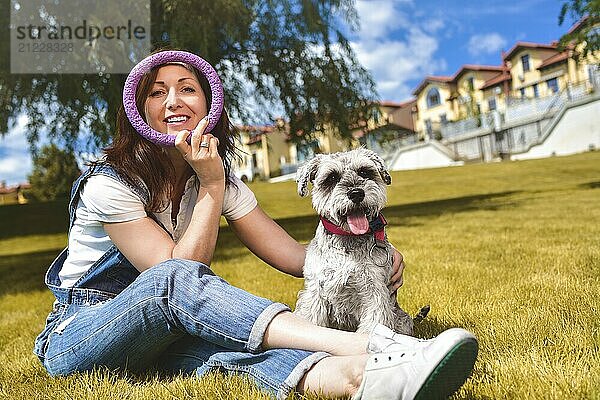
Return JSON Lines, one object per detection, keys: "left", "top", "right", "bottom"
{"left": 558, "top": 0, "right": 600, "bottom": 60}
{"left": 27, "top": 144, "right": 81, "bottom": 201}
{"left": 0, "top": 1, "right": 377, "bottom": 156}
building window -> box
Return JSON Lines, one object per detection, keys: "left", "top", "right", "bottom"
{"left": 425, "top": 119, "right": 433, "bottom": 136}
{"left": 467, "top": 77, "right": 475, "bottom": 91}
{"left": 488, "top": 97, "right": 497, "bottom": 111}
{"left": 426, "top": 87, "right": 441, "bottom": 108}
{"left": 521, "top": 54, "right": 530, "bottom": 72}
{"left": 546, "top": 78, "right": 559, "bottom": 93}
{"left": 533, "top": 83, "right": 539, "bottom": 98}
{"left": 520, "top": 87, "right": 526, "bottom": 98}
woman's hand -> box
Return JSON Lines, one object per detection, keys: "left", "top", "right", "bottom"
{"left": 175, "top": 116, "right": 225, "bottom": 188}
{"left": 388, "top": 246, "right": 405, "bottom": 295}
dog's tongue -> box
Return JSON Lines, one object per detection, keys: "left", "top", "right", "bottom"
{"left": 347, "top": 213, "right": 369, "bottom": 235}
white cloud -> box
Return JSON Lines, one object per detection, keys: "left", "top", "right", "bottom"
{"left": 422, "top": 18, "right": 445, "bottom": 34}
{"left": 0, "top": 115, "right": 32, "bottom": 185}
{"left": 350, "top": 1, "right": 448, "bottom": 101}
{"left": 351, "top": 24, "right": 446, "bottom": 101}
{"left": 355, "top": 0, "right": 412, "bottom": 40}
{"left": 467, "top": 33, "right": 507, "bottom": 57}
{"left": 0, "top": 155, "right": 31, "bottom": 185}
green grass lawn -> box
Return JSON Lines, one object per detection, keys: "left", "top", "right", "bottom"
{"left": 1, "top": 152, "right": 599, "bottom": 399}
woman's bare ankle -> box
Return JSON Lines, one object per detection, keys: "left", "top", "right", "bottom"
{"left": 297, "top": 355, "right": 368, "bottom": 397}
{"left": 346, "top": 356, "right": 367, "bottom": 396}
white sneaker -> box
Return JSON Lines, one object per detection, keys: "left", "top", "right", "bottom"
{"left": 367, "top": 323, "right": 432, "bottom": 354}
{"left": 354, "top": 328, "right": 478, "bottom": 400}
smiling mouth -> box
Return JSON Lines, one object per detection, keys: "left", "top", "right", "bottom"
{"left": 164, "top": 115, "right": 190, "bottom": 124}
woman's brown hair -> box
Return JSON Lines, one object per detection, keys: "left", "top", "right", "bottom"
{"left": 102, "top": 52, "right": 238, "bottom": 213}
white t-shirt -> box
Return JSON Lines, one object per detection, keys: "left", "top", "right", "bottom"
{"left": 59, "top": 173, "right": 257, "bottom": 287}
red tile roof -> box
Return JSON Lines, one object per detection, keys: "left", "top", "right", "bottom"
{"left": 397, "top": 98, "right": 417, "bottom": 107}
{"left": 479, "top": 67, "right": 512, "bottom": 90}
{"left": 413, "top": 64, "right": 508, "bottom": 95}
{"left": 502, "top": 41, "right": 558, "bottom": 61}
{"left": 412, "top": 75, "right": 454, "bottom": 95}
{"left": 537, "top": 51, "right": 570, "bottom": 69}
{"left": 378, "top": 99, "right": 416, "bottom": 108}
{"left": 0, "top": 183, "right": 30, "bottom": 195}
{"left": 566, "top": 15, "right": 591, "bottom": 35}
{"left": 237, "top": 125, "right": 275, "bottom": 145}
{"left": 246, "top": 136, "right": 263, "bottom": 145}
{"left": 453, "top": 65, "right": 505, "bottom": 80}
{"left": 237, "top": 125, "right": 274, "bottom": 133}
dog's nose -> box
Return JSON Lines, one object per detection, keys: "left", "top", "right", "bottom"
{"left": 347, "top": 188, "right": 365, "bottom": 203}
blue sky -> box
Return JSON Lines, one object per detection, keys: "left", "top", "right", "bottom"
{"left": 0, "top": 0, "right": 578, "bottom": 185}
{"left": 349, "top": 0, "right": 571, "bottom": 102}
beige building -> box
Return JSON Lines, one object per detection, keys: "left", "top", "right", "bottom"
{"left": 503, "top": 42, "right": 573, "bottom": 100}
{"left": 353, "top": 100, "right": 417, "bottom": 149}
{"left": 411, "top": 66, "right": 504, "bottom": 139}
{"left": 234, "top": 121, "right": 340, "bottom": 181}
{"left": 410, "top": 18, "right": 599, "bottom": 139}
{"left": 234, "top": 124, "right": 287, "bottom": 181}
{"left": 479, "top": 68, "right": 511, "bottom": 114}
{"left": 449, "top": 65, "right": 506, "bottom": 117}
{"left": 411, "top": 76, "right": 454, "bottom": 138}
{"left": 0, "top": 182, "right": 30, "bottom": 205}
{"left": 233, "top": 101, "right": 417, "bottom": 180}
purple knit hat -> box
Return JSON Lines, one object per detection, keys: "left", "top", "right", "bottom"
{"left": 122, "top": 50, "right": 224, "bottom": 147}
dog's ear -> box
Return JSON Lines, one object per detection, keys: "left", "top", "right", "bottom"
{"left": 296, "top": 155, "right": 323, "bottom": 196}
{"left": 360, "top": 148, "right": 391, "bottom": 185}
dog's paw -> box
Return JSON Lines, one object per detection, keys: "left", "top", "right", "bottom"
{"left": 413, "top": 304, "right": 431, "bottom": 324}
{"left": 393, "top": 308, "right": 415, "bottom": 335}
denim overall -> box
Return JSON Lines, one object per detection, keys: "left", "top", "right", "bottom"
{"left": 33, "top": 163, "right": 328, "bottom": 399}
{"left": 33, "top": 163, "right": 144, "bottom": 360}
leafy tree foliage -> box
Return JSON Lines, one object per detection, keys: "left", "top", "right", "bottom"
{"left": 27, "top": 144, "right": 81, "bottom": 201}
{"left": 558, "top": 0, "right": 600, "bottom": 60}
{"left": 0, "top": 0, "right": 376, "bottom": 156}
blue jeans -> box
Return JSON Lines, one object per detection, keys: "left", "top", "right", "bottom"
{"left": 36, "top": 259, "right": 329, "bottom": 399}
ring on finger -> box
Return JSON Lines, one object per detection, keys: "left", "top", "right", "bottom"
{"left": 200, "top": 141, "right": 210, "bottom": 148}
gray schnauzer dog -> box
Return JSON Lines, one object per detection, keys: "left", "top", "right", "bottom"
{"left": 294, "top": 148, "right": 421, "bottom": 335}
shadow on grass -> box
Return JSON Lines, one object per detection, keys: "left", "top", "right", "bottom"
{"left": 0, "top": 200, "right": 69, "bottom": 240}
{"left": 412, "top": 315, "right": 482, "bottom": 338}
{"left": 1, "top": 191, "right": 520, "bottom": 296}
{"left": 383, "top": 191, "right": 521, "bottom": 225}
{"left": 579, "top": 180, "right": 600, "bottom": 189}
{"left": 0, "top": 249, "right": 57, "bottom": 296}
{"left": 215, "top": 191, "right": 522, "bottom": 262}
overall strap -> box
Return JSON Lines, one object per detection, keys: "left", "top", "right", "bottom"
{"left": 68, "top": 162, "right": 151, "bottom": 228}
{"left": 46, "top": 162, "right": 153, "bottom": 304}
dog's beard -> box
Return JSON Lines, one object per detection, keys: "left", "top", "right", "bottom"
{"left": 315, "top": 196, "right": 382, "bottom": 234}
{"left": 312, "top": 176, "right": 387, "bottom": 234}
{"left": 321, "top": 205, "right": 379, "bottom": 234}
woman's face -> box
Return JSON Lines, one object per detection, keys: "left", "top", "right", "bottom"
{"left": 144, "top": 64, "right": 208, "bottom": 135}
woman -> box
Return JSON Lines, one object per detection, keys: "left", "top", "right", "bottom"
{"left": 34, "top": 52, "right": 478, "bottom": 399}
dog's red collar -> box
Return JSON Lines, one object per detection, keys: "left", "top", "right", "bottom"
{"left": 320, "top": 214, "right": 387, "bottom": 242}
